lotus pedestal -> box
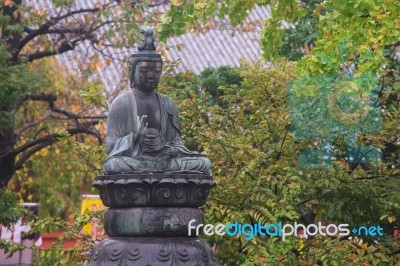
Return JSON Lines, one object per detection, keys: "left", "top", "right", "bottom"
{"left": 87, "top": 173, "right": 218, "bottom": 266}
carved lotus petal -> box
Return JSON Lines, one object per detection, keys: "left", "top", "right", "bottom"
{"left": 110, "top": 247, "right": 123, "bottom": 261}
{"left": 126, "top": 246, "right": 141, "bottom": 261}
{"left": 157, "top": 248, "right": 172, "bottom": 261}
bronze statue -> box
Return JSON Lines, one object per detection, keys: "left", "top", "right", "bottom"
{"left": 103, "top": 27, "right": 211, "bottom": 175}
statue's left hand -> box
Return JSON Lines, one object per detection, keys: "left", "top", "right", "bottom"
{"left": 164, "top": 145, "right": 178, "bottom": 158}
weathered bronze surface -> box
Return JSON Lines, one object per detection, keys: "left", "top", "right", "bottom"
{"left": 93, "top": 174, "right": 215, "bottom": 207}
{"left": 90, "top": 237, "right": 216, "bottom": 265}
{"left": 88, "top": 27, "right": 218, "bottom": 266}
{"left": 102, "top": 26, "right": 211, "bottom": 175}
{"left": 104, "top": 207, "right": 203, "bottom": 237}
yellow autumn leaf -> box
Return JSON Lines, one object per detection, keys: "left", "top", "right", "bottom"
{"left": 388, "top": 216, "right": 396, "bottom": 223}
{"left": 90, "top": 60, "right": 103, "bottom": 70}
{"left": 71, "top": 103, "right": 80, "bottom": 113}
{"left": 380, "top": 214, "right": 388, "bottom": 220}
{"left": 40, "top": 148, "right": 49, "bottom": 157}
{"left": 4, "top": 0, "right": 13, "bottom": 7}
{"left": 171, "top": 0, "right": 184, "bottom": 6}
{"left": 134, "top": 10, "right": 142, "bottom": 21}
{"left": 37, "top": 9, "right": 46, "bottom": 17}
{"left": 161, "top": 49, "right": 169, "bottom": 60}
{"left": 376, "top": 13, "right": 385, "bottom": 20}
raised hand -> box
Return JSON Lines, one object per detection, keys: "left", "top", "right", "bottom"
{"left": 134, "top": 115, "right": 148, "bottom": 142}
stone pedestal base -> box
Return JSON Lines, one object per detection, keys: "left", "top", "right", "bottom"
{"left": 104, "top": 207, "right": 203, "bottom": 237}
{"left": 88, "top": 237, "right": 217, "bottom": 265}
{"left": 88, "top": 174, "right": 218, "bottom": 266}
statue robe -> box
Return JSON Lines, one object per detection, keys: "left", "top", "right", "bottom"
{"left": 103, "top": 90, "right": 211, "bottom": 174}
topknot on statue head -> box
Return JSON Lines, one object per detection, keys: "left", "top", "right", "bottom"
{"left": 128, "top": 26, "right": 163, "bottom": 88}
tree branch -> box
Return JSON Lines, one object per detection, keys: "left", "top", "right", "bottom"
{"left": 14, "top": 140, "right": 53, "bottom": 170}
{"left": 24, "top": 19, "right": 114, "bottom": 38}
{"left": 51, "top": 107, "right": 80, "bottom": 122}
{"left": 14, "top": 124, "right": 102, "bottom": 170}
{"left": 37, "top": 27, "right": 88, "bottom": 35}
{"left": 14, "top": 23, "right": 53, "bottom": 60}
{"left": 16, "top": 116, "right": 49, "bottom": 141}
{"left": 53, "top": 8, "right": 100, "bottom": 22}
{"left": 390, "top": 249, "right": 400, "bottom": 256}
{"left": 14, "top": 7, "right": 101, "bottom": 59}
{"left": 13, "top": 135, "right": 55, "bottom": 157}
{"left": 355, "top": 173, "right": 400, "bottom": 180}
{"left": 50, "top": 107, "right": 107, "bottom": 122}
{"left": 14, "top": 93, "right": 57, "bottom": 111}
{"left": 25, "top": 39, "right": 82, "bottom": 62}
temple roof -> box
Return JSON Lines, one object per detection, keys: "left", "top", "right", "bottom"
{"left": 28, "top": 1, "right": 274, "bottom": 96}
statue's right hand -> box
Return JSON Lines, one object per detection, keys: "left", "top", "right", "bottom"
{"left": 134, "top": 115, "right": 148, "bottom": 142}
{"left": 139, "top": 115, "right": 148, "bottom": 133}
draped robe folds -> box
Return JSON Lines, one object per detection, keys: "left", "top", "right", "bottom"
{"left": 103, "top": 90, "right": 211, "bottom": 175}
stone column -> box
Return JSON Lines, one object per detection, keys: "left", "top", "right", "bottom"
{"left": 87, "top": 173, "right": 218, "bottom": 265}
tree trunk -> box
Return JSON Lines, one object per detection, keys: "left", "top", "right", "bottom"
{"left": 2, "top": 0, "right": 21, "bottom": 57}
{"left": 0, "top": 128, "right": 16, "bottom": 188}
{"left": 0, "top": 0, "right": 21, "bottom": 188}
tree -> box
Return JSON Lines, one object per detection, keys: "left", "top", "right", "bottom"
{"left": 158, "top": 0, "right": 400, "bottom": 71}
{"left": 157, "top": 1, "right": 399, "bottom": 263}
{"left": 8, "top": 57, "right": 108, "bottom": 218}
{"left": 0, "top": 0, "right": 164, "bottom": 188}
{"left": 159, "top": 60, "right": 400, "bottom": 264}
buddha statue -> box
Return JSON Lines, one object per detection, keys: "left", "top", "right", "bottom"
{"left": 103, "top": 27, "right": 211, "bottom": 175}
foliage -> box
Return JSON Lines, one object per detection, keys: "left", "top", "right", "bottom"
{"left": 0, "top": 0, "right": 162, "bottom": 62}
{"left": 159, "top": 62, "right": 400, "bottom": 265}
{"left": 0, "top": 209, "right": 105, "bottom": 265}
{"left": 276, "top": 0, "right": 321, "bottom": 61}
{"left": 0, "top": 188, "right": 24, "bottom": 228}
{"left": 9, "top": 58, "right": 107, "bottom": 218}
{"left": 158, "top": 0, "right": 400, "bottom": 75}
{"left": 0, "top": 0, "right": 154, "bottom": 261}
{"left": 32, "top": 210, "right": 105, "bottom": 266}
{"left": 0, "top": 0, "right": 115, "bottom": 216}
{"left": 158, "top": 2, "right": 400, "bottom": 263}
{"left": 0, "top": 43, "right": 46, "bottom": 133}
{"left": 158, "top": 0, "right": 263, "bottom": 42}
{"left": 0, "top": 0, "right": 165, "bottom": 188}
{"left": 199, "top": 66, "right": 243, "bottom": 104}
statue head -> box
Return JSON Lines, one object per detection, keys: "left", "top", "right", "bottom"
{"left": 129, "top": 26, "right": 162, "bottom": 92}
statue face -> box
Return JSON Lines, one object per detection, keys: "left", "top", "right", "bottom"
{"left": 133, "top": 61, "right": 162, "bottom": 93}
